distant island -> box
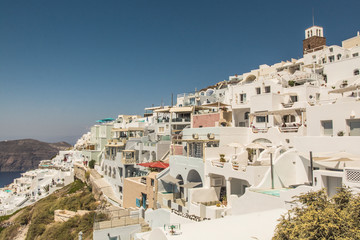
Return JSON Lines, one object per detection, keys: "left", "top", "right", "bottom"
{"left": 0, "top": 139, "right": 71, "bottom": 172}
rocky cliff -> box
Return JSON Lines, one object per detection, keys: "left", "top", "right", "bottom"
{"left": 0, "top": 139, "right": 71, "bottom": 172}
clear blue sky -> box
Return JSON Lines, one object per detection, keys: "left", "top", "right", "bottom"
{"left": 0, "top": 0, "right": 359, "bottom": 144}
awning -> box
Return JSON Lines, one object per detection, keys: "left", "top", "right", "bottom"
{"left": 179, "top": 182, "right": 202, "bottom": 188}
{"left": 154, "top": 107, "right": 171, "bottom": 113}
{"left": 160, "top": 174, "right": 180, "bottom": 185}
{"left": 112, "top": 128, "right": 128, "bottom": 132}
{"left": 169, "top": 106, "right": 194, "bottom": 113}
{"left": 268, "top": 108, "right": 305, "bottom": 115}
{"left": 148, "top": 161, "right": 169, "bottom": 169}
{"left": 144, "top": 106, "right": 164, "bottom": 111}
{"left": 328, "top": 85, "right": 360, "bottom": 94}
{"left": 250, "top": 111, "right": 268, "bottom": 117}
{"left": 138, "top": 162, "right": 152, "bottom": 167}
{"left": 111, "top": 127, "right": 144, "bottom": 132}
{"left": 202, "top": 102, "right": 230, "bottom": 108}
{"left": 105, "top": 143, "right": 124, "bottom": 147}
{"left": 96, "top": 118, "right": 115, "bottom": 123}
{"left": 250, "top": 108, "right": 305, "bottom": 117}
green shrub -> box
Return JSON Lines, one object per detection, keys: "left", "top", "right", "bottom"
{"left": 288, "top": 80, "right": 295, "bottom": 87}
{"left": 273, "top": 188, "right": 360, "bottom": 239}
{"left": 67, "top": 179, "right": 85, "bottom": 194}
{"left": 89, "top": 160, "right": 96, "bottom": 169}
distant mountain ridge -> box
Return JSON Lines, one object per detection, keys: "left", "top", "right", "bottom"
{"left": 0, "top": 139, "right": 71, "bottom": 172}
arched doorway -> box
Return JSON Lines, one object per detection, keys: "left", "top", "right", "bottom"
{"left": 187, "top": 169, "right": 203, "bottom": 187}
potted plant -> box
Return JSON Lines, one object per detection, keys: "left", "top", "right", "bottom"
{"left": 288, "top": 80, "right": 295, "bottom": 87}
{"left": 222, "top": 196, "right": 227, "bottom": 206}
{"left": 337, "top": 131, "right": 345, "bottom": 136}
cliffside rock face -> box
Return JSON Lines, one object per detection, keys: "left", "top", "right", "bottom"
{"left": 0, "top": 139, "right": 71, "bottom": 172}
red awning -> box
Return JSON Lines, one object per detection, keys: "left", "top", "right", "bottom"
{"left": 149, "top": 161, "right": 169, "bottom": 169}
{"left": 138, "top": 162, "right": 152, "bottom": 167}
{"left": 138, "top": 161, "right": 169, "bottom": 169}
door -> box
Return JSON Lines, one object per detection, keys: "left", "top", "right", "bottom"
{"left": 142, "top": 193, "right": 147, "bottom": 209}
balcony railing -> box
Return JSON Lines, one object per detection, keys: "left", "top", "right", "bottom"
{"left": 121, "top": 158, "right": 136, "bottom": 165}
{"left": 281, "top": 102, "right": 294, "bottom": 108}
{"left": 157, "top": 118, "right": 170, "bottom": 123}
{"left": 279, "top": 126, "right": 299, "bottom": 132}
{"left": 252, "top": 127, "right": 269, "bottom": 133}
{"left": 172, "top": 118, "right": 191, "bottom": 123}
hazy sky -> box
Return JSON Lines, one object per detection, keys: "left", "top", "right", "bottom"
{"left": 0, "top": 0, "right": 359, "bottom": 144}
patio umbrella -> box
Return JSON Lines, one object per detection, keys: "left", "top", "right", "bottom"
{"left": 314, "top": 151, "right": 360, "bottom": 169}
{"left": 227, "top": 142, "right": 244, "bottom": 154}
{"left": 245, "top": 142, "right": 266, "bottom": 149}
{"left": 246, "top": 143, "right": 266, "bottom": 162}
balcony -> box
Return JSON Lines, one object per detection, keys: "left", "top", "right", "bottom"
{"left": 252, "top": 127, "right": 269, "bottom": 133}
{"left": 157, "top": 118, "right": 170, "bottom": 123}
{"left": 172, "top": 118, "right": 191, "bottom": 123}
{"left": 279, "top": 126, "right": 299, "bottom": 133}
{"left": 121, "top": 150, "right": 137, "bottom": 165}
{"left": 281, "top": 102, "right": 294, "bottom": 108}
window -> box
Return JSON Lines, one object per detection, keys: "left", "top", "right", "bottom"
{"left": 290, "top": 95, "right": 298, "bottom": 102}
{"left": 239, "top": 93, "right": 247, "bottom": 103}
{"left": 322, "top": 58, "right": 326, "bottom": 64}
{"left": 337, "top": 54, "right": 342, "bottom": 60}
{"left": 189, "top": 142, "right": 204, "bottom": 158}
{"left": 354, "top": 69, "right": 359, "bottom": 76}
{"left": 256, "top": 116, "right": 268, "bottom": 123}
{"left": 348, "top": 119, "right": 360, "bottom": 136}
{"left": 321, "top": 120, "right": 333, "bottom": 136}
{"left": 329, "top": 56, "right": 335, "bottom": 63}
{"left": 119, "top": 186, "right": 123, "bottom": 193}
{"left": 118, "top": 167, "right": 123, "bottom": 178}
{"left": 353, "top": 53, "right": 359, "bottom": 57}
{"left": 244, "top": 112, "right": 250, "bottom": 120}
{"left": 151, "top": 179, "right": 155, "bottom": 186}
{"left": 264, "top": 86, "right": 271, "bottom": 93}
{"left": 283, "top": 115, "right": 296, "bottom": 123}
{"left": 329, "top": 47, "right": 333, "bottom": 52}
{"left": 238, "top": 122, "right": 245, "bottom": 127}
{"left": 316, "top": 93, "right": 320, "bottom": 101}
{"left": 158, "top": 127, "right": 164, "bottom": 133}
{"left": 256, "top": 87, "right": 261, "bottom": 95}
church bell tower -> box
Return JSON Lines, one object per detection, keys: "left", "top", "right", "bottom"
{"left": 303, "top": 26, "right": 326, "bottom": 54}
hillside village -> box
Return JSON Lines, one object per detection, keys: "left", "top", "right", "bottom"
{"left": 1, "top": 25, "right": 360, "bottom": 239}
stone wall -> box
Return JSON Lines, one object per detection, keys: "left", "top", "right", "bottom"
{"left": 303, "top": 36, "right": 326, "bottom": 54}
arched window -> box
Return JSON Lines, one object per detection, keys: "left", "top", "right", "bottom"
{"left": 337, "top": 54, "right": 342, "bottom": 60}
{"left": 354, "top": 69, "right": 359, "bottom": 76}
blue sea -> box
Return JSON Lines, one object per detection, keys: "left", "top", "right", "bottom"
{"left": 0, "top": 171, "right": 23, "bottom": 188}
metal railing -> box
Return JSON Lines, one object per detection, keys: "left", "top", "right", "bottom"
{"left": 94, "top": 210, "right": 140, "bottom": 230}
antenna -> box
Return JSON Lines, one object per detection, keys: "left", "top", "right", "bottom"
{"left": 312, "top": 8, "right": 315, "bottom": 26}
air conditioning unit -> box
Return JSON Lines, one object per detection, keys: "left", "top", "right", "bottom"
{"left": 211, "top": 177, "right": 223, "bottom": 187}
